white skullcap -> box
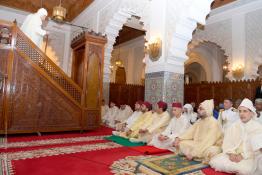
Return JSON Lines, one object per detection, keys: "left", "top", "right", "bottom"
{"left": 238, "top": 98, "right": 256, "bottom": 115}
{"left": 37, "top": 8, "right": 48, "bottom": 17}
{"left": 183, "top": 104, "right": 193, "bottom": 112}
{"left": 199, "top": 99, "right": 214, "bottom": 116}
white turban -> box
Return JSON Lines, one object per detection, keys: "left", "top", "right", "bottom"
{"left": 199, "top": 99, "right": 214, "bottom": 116}
{"left": 238, "top": 98, "right": 257, "bottom": 118}
{"left": 183, "top": 104, "right": 193, "bottom": 113}
{"left": 36, "top": 8, "right": 48, "bottom": 17}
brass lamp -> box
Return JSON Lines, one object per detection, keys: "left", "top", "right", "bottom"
{"left": 145, "top": 37, "right": 162, "bottom": 61}
{"left": 232, "top": 64, "right": 244, "bottom": 80}
{"left": 52, "top": 0, "right": 67, "bottom": 23}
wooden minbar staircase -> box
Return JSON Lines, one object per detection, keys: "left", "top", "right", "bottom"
{"left": 0, "top": 20, "right": 107, "bottom": 134}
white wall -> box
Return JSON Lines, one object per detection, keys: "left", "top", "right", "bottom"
{"left": 192, "top": 0, "right": 262, "bottom": 80}
{"left": 0, "top": 6, "right": 72, "bottom": 75}
{"left": 110, "top": 36, "right": 145, "bottom": 84}
{"left": 187, "top": 42, "right": 227, "bottom": 82}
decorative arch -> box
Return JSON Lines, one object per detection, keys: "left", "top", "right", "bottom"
{"left": 187, "top": 40, "right": 228, "bottom": 81}
{"left": 185, "top": 55, "right": 212, "bottom": 81}
{"left": 103, "top": 1, "right": 150, "bottom": 82}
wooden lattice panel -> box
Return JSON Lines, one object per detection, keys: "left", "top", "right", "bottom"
{"left": 15, "top": 30, "right": 82, "bottom": 104}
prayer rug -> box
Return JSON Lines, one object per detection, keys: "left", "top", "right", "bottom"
{"left": 104, "top": 135, "right": 145, "bottom": 147}
{"left": 110, "top": 155, "right": 205, "bottom": 175}
{"left": 129, "top": 145, "right": 171, "bottom": 155}
{"left": 136, "top": 154, "right": 209, "bottom": 175}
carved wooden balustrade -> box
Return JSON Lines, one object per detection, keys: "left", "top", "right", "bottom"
{"left": 0, "top": 20, "right": 106, "bottom": 134}
{"left": 109, "top": 83, "right": 145, "bottom": 109}
{"left": 184, "top": 79, "right": 261, "bottom": 107}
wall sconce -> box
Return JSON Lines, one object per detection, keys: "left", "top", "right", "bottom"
{"left": 115, "top": 60, "right": 124, "bottom": 67}
{"left": 222, "top": 63, "right": 229, "bottom": 72}
{"left": 145, "top": 37, "right": 162, "bottom": 61}
{"left": 232, "top": 64, "right": 244, "bottom": 80}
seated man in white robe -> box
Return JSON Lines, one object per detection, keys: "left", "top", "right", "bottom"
{"left": 21, "top": 8, "right": 48, "bottom": 48}
{"left": 174, "top": 99, "right": 223, "bottom": 163}
{"left": 129, "top": 101, "right": 170, "bottom": 143}
{"left": 210, "top": 98, "right": 262, "bottom": 175}
{"left": 113, "top": 101, "right": 143, "bottom": 134}
{"left": 255, "top": 98, "right": 262, "bottom": 124}
{"left": 218, "top": 98, "right": 239, "bottom": 133}
{"left": 250, "top": 133, "right": 262, "bottom": 175}
{"left": 103, "top": 102, "right": 119, "bottom": 128}
{"left": 101, "top": 99, "right": 109, "bottom": 123}
{"left": 114, "top": 104, "right": 133, "bottom": 129}
{"left": 149, "top": 102, "right": 190, "bottom": 151}
{"left": 119, "top": 101, "right": 153, "bottom": 139}
{"left": 183, "top": 104, "right": 198, "bottom": 125}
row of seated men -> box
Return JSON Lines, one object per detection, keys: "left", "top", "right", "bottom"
{"left": 102, "top": 98, "right": 262, "bottom": 175}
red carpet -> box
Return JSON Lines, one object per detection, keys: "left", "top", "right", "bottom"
{"left": 129, "top": 145, "right": 171, "bottom": 155}
{"left": 1, "top": 126, "right": 235, "bottom": 175}
{"left": 202, "top": 168, "right": 235, "bottom": 175}
{"left": 12, "top": 147, "right": 142, "bottom": 175}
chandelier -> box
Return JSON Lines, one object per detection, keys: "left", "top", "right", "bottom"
{"left": 52, "top": 0, "right": 67, "bottom": 23}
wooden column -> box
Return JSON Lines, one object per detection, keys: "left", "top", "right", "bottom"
{"left": 71, "top": 32, "right": 107, "bottom": 130}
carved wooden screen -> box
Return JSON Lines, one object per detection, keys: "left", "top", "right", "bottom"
{"left": 185, "top": 80, "right": 260, "bottom": 107}
{"left": 109, "top": 83, "right": 145, "bottom": 109}
{"left": 5, "top": 51, "right": 82, "bottom": 133}
{"left": 115, "top": 67, "right": 126, "bottom": 84}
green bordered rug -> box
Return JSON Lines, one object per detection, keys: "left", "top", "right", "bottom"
{"left": 104, "top": 135, "right": 145, "bottom": 147}
{"left": 136, "top": 154, "right": 209, "bottom": 175}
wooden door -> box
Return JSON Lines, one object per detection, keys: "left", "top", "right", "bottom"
{"left": 72, "top": 47, "right": 85, "bottom": 88}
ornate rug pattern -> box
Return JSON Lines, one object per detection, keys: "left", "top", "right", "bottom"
{"left": 0, "top": 135, "right": 110, "bottom": 149}
{"left": 110, "top": 154, "right": 207, "bottom": 175}
{"left": 0, "top": 142, "right": 122, "bottom": 160}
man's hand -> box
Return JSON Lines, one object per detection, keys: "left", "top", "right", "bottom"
{"left": 158, "top": 135, "right": 168, "bottom": 141}
{"left": 228, "top": 153, "right": 243, "bottom": 163}
{"left": 139, "top": 129, "right": 148, "bottom": 134}
{"left": 115, "top": 120, "right": 120, "bottom": 124}
{"left": 185, "top": 154, "right": 193, "bottom": 161}
{"left": 173, "top": 137, "right": 180, "bottom": 147}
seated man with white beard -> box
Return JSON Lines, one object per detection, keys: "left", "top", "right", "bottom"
{"left": 183, "top": 104, "right": 198, "bottom": 125}
{"left": 149, "top": 102, "right": 190, "bottom": 152}
{"left": 129, "top": 101, "right": 170, "bottom": 143}
{"left": 210, "top": 98, "right": 262, "bottom": 175}
{"left": 250, "top": 133, "right": 262, "bottom": 175}
{"left": 114, "top": 104, "right": 133, "bottom": 128}
{"left": 174, "top": 99, "right": 223, "bottom": 163}
{"left": 113, "top": 101, "right": 143, "bottom": 134}
{"left": 103, "top": 102, "right": 119, "bottom": 128}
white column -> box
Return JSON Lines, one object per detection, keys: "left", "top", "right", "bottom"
{"left": 231, "top": 13, "right": 246, "bottom": 78}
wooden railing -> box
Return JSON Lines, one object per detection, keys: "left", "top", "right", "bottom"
{"left": 184, "top": 79, "right": 260, "bottom": 106}
{"left": 0, "top": 21, "right": 82, "bottom": 105}
{"left": 109, "top": 83, "right": 144, "bottom": 109}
